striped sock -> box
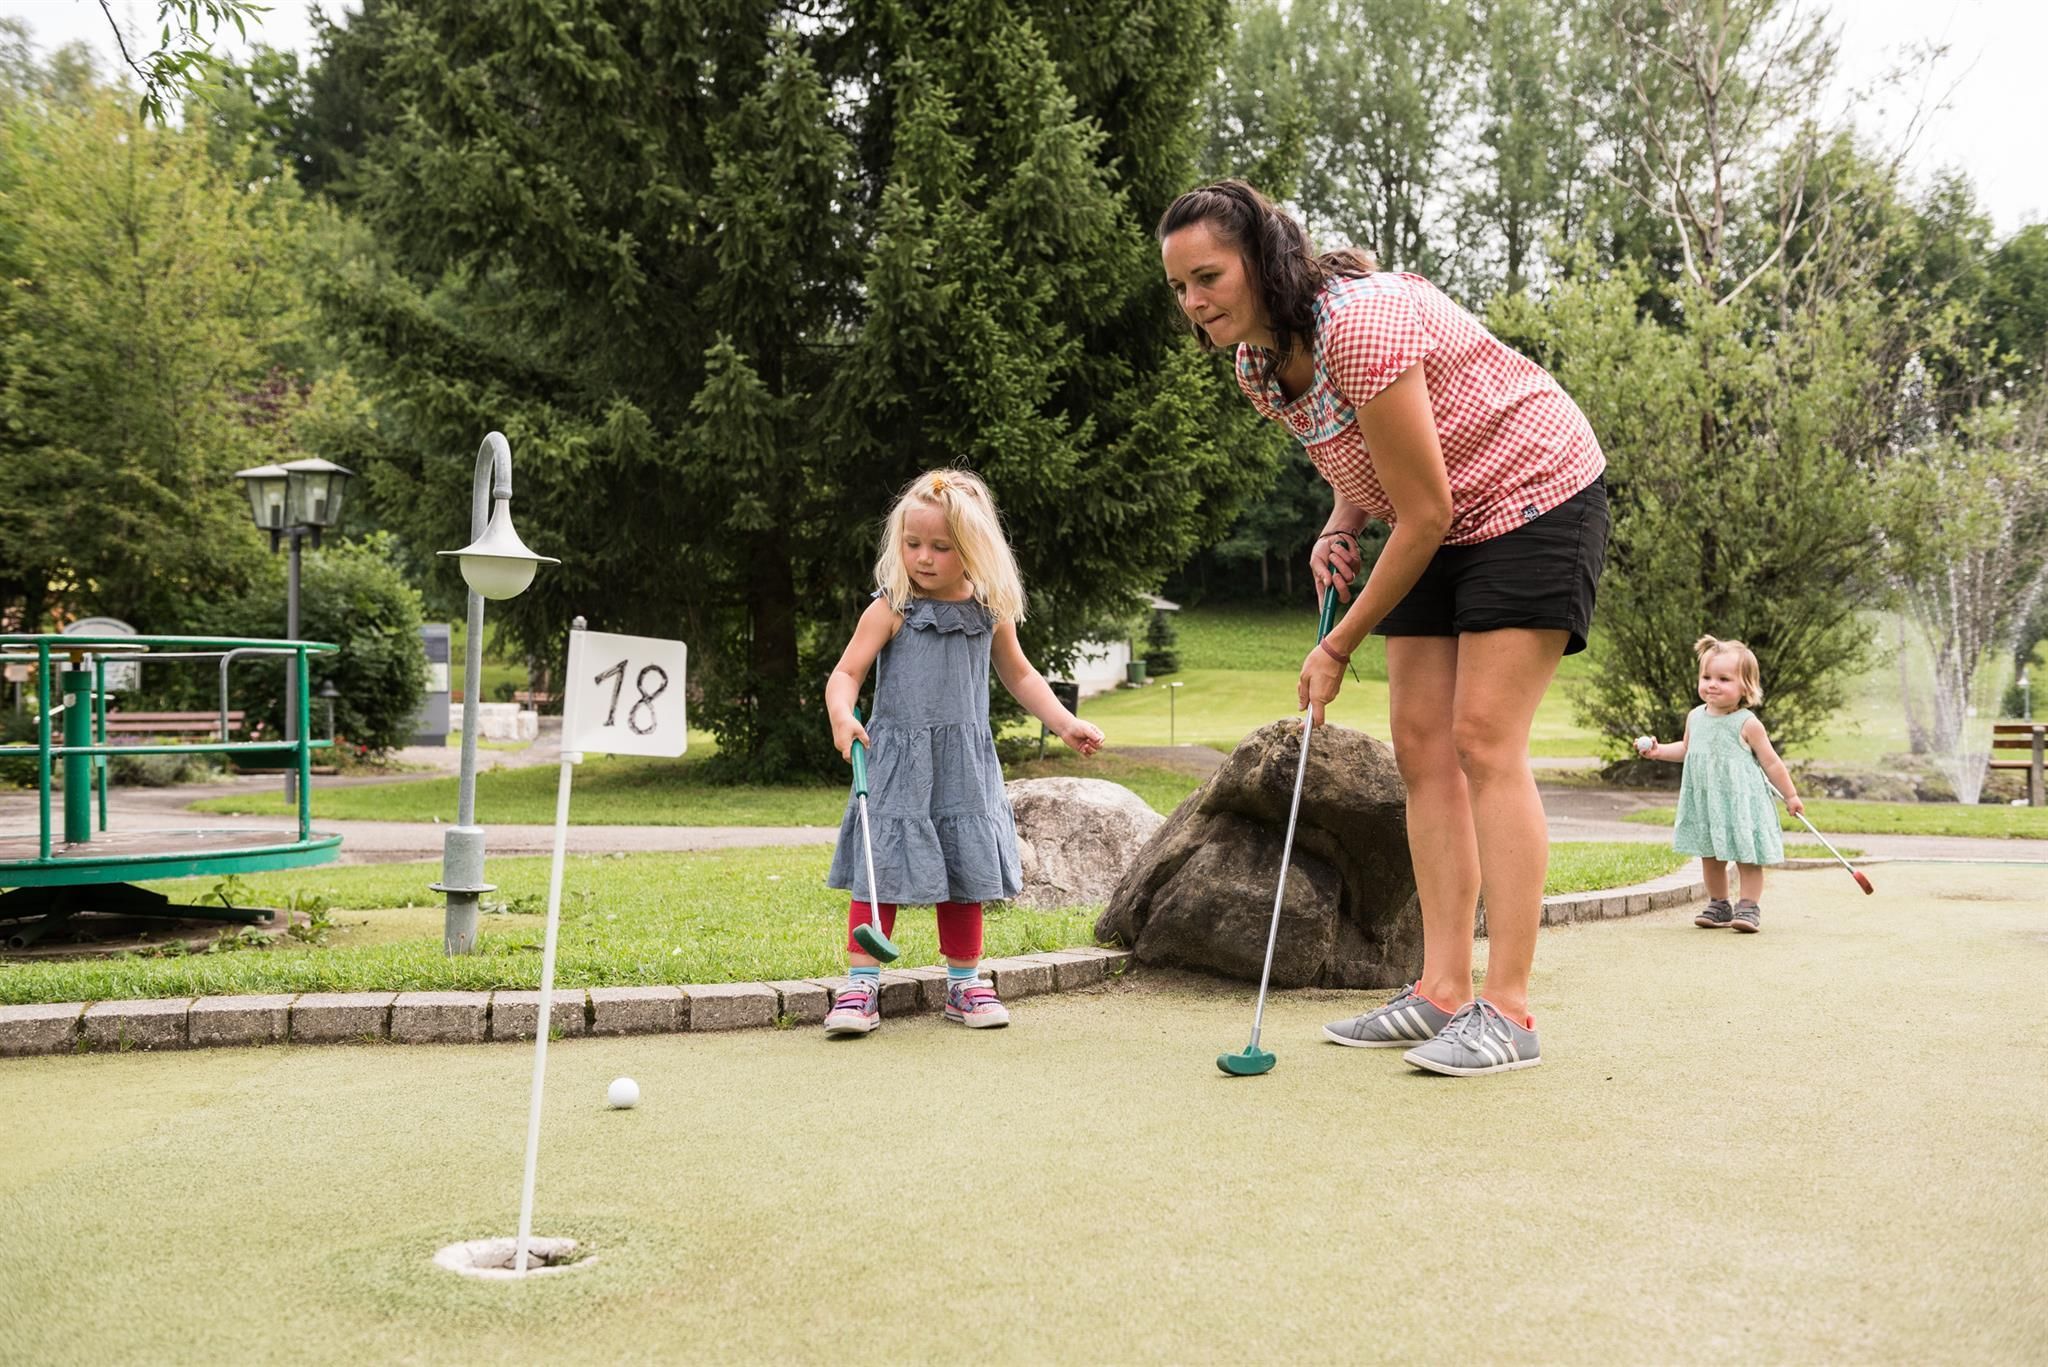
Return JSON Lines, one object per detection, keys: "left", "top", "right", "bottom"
{"left": 946, "top": 964, "right": 978, "bottom": 993}
{"left": 849, "top": 965, "right": 881, "bottom": 992}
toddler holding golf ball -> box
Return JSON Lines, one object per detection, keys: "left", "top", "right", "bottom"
{"left": 819, "top": 469, "right": 1103, "bottom": 1036}
{"left": 1634, "top": 635, "right": 1803, "bottom": 932}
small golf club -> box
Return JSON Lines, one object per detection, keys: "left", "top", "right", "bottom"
{"left": 1775, "top": 790, "right": 1874, "bottom": 894}
{"left": 848, "top": 705, "right": 902, "bottom": 961}
{"left": 1218, "top": 575, "right": 1341, "bottom": 1077}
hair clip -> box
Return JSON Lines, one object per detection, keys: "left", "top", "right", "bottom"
{"left": 929, "top": 476, "right": 948, "bottom": 493}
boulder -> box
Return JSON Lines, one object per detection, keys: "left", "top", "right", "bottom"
{"left": 1097, "top": 720, "right": 1422, "bottom": 988}
{"left": 1005, "top": 777, "right": 1165, "bottom": 910}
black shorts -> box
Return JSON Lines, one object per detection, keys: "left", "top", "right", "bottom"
{"left": 1374, "top": 477, "right": 1609, "bottom": 655}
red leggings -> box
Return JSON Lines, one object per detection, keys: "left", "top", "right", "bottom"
{"left": 847, "top": 900, "right": 983, "bottom": 961}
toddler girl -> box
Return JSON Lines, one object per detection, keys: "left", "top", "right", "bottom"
{"left": 1635, "top": 635, "right": 1803, "bottom": 933}
{"left": 821, "top": 470, "right": 1103, "bottom": 1034}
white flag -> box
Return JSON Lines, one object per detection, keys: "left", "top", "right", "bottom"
{"left": 562, "top": 630, "right": 688, "bottom": 758}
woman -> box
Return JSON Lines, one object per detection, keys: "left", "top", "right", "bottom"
{"left": 1159, "top": 180, "right": 1607, "bottom": 1077}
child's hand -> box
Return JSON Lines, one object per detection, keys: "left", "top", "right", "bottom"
{"left": 831, "top": 712, "right": 871, "bottom": 763}
{"left": 1786, "top": 794, "right": 1805, "bottom": 817}
{"left": 1060, "top": 720, "right": 1104, "bottom": 757}
{"left": 1634, "top": 735, "right": 1656, "bottom": 757}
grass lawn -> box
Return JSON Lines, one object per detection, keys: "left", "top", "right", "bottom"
{"left": 3, "top": 865, "right": 2039, "bottom": 1362}
{"left": 1624, "top": 798, "right": 2048, "bottom": 839}
{"left": 190, "top": 750, "right": 1212, "bottom": 825}
{"left": 0, "top": 843, "right": 1685, "bottom": 1006}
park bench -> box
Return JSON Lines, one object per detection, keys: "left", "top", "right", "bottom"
{"left": 104, "top": 710, "right": 243, "bottom": 739}
{"left": 1990, "top": 721, "right": 2045, "bottom": 806}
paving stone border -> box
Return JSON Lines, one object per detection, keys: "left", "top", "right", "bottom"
{"left": 0, "top": 873, "right": 1706, "bottom": 1060}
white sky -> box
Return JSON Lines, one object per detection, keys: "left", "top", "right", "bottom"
{"left": 3, "top": 0, "right": 2042, "bottom": 234}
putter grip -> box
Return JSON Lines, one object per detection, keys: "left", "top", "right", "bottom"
{"left": 1317, "top": 577, "right": 1340, "bottom": 642}
{"left": 850, "top": 704, "right": 869, "bottom": 797}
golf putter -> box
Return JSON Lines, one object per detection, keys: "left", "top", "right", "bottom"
{"left": 1219, "top": 574, "right": 1342, "bottom": 1077}
{"left": 848, "top": 705, "right": 902, "bottom": 961}
{"left": 1773, "top": 788, "right": 1874, "bottom": 894}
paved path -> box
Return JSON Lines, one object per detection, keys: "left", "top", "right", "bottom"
{"left": 6, "top": 762, "right": 2043, "bottom": 866}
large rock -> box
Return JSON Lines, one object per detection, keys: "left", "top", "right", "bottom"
{"left": 1005, "top": 777, "right": 1165, "bottom": 910}
{"left": 1097, "top": 720, "right": 1422, "bottom": 988}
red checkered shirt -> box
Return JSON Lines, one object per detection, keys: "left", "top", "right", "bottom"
{"left": 1236, "top": 272, "right": 1604, "bottom": 545}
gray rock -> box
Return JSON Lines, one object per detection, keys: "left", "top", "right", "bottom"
{"left": 391, "top": 991, "right": 490, "bottom": 1044}
{"left": 81, "top": 998, "right": 190, "bottom": 1051}
{"left": 589, "top": 985, "right": 684, "bottom": 1035}
{"left": 1004, "top": 777, "right": 1165, "bottom": 910}
{"left": 189, "top": 994, "right": 293, "bottom": 1047}
{"left": 0, "top": 1002, "right": 84, "bottom": 1056}
{"left": 680, "top": 982, "right": 777, "bottom": 1031}
{"left": 490, "top": 990, "right": 589, "bottom": 1041}
{"left": 291, "top": 991, "right": 395, "bottom": 1043}
{"left": 1097, "top": 720, "right": 1423, "bottom": 989}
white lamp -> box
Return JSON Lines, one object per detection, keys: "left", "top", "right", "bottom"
{"left": 439, "top": 499, "right": 559, "bottom": 600}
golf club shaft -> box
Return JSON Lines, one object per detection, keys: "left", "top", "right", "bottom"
{"left": 1789, "top": 805, "right": 1859, "bottom": 877}
{"left": 1247, "top": 710, "right": 1313, "bottom": 1048}
{"left": 857, "top": 792, "right": 883, "bottom": 934}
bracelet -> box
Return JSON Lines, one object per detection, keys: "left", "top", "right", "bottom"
{"left": 1313, "top": 527, "right": 1365, "bottom": 545}
{"left": 1317, "top": 638, "right": 1352, "bottom": 665}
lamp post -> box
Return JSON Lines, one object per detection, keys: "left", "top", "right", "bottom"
{"left": 1168, "top": 679, "right": 1183, "bottom": 746}
{"left": 234, "top": 457, "right": 353, "bottom": 804}
{"left": 432, "top": 432, "right": 558, "bottom": 955}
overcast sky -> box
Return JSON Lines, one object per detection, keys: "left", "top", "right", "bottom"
{"left": 3, "top": 0, "right": 2041, "bottom": 234}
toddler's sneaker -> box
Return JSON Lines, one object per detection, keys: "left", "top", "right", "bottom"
{"left": 1732, "top": 900, "right": 1762, "bottom": 933}
{"left": 944, "top": 978, "right": 1010, "bottom": 1029}
{"left": 1403, "top": 1000, "right": 1541, "bottom": 1077}
{"left": 822, "top": 980, "right": 880, "bottom": 1036}
{"left": 1695, "top": 898, "right": 1733, "bottom": 929}
{"left": 1322, "top": 982, "right": 1454, "bottom": 1048}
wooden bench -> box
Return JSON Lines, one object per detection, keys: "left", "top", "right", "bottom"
{"left": 1991, "top": 721, "right": 2046, "bottom": 806}
{"left": 104, "top": 711, "right": 244, "bottom": 738}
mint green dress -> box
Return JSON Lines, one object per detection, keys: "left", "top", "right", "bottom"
{"left": 1671, "top": 706, "right": 1784, "bottom": 866}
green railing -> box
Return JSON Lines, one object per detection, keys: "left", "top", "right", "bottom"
{"left": 0, "top": 633, "right": 340, "bottom": 866}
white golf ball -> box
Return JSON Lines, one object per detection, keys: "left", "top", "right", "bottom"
{"left": 606, "top": 1076, "right": 639, "bottom": 1109}
{"left": 1634, "top": 735, "right": 1655, "bottom": 755}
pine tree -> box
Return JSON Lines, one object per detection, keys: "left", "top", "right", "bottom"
{"left": 311, "top": 0, "right": 1272, "bottom": 778}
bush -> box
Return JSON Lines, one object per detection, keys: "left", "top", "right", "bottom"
{"left": 1144, "top": 610, "right": 1181, "bottom": 677}
{"left": 187, "top": 534, "right": 428, "bottom": 756}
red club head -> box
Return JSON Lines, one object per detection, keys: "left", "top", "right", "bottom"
{"left": 1853, "top": 871, "right": 1874, "bottom": 895}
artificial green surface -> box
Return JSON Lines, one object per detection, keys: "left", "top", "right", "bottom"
{"left": 2, "top": 864, "right": 2040, "bottom": 1362}
{"left": 0, "top": 843, "right": 1685, "bottom": 1005}
{"left": 1624, "top": 798, "right": 2048, "bottom": 839}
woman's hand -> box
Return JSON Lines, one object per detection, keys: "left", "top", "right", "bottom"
{"left": 831, "top": 712, "right": 871, "bottom": 763}
{"left": 1310, "top": 531, "right": 1363, "bottom": 604}
{"left": 1060, "top": 719, "right": 1105, "bottom": 757}
{"left": 1298, "top": 642, "right": 1346, "bottom": 725}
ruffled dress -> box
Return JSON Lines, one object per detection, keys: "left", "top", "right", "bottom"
{"left": 826, "top": 595, "right": 1023, "bottom": 905}
{"left": 1671, "top": 705, "right": 1785, "bottom": 866}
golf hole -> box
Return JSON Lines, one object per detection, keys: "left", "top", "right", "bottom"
{"left": 433, "top": 1236, "right": 596, "bottom": 1280}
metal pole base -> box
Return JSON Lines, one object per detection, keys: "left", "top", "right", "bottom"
{"left": 432, "top": 825, "right": 496, "bottom": 955}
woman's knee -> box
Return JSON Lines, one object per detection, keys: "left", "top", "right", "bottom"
{"left": 1451, "top": 714, "right": 1529, "bottom": 784}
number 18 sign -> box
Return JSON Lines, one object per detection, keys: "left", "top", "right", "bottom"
{"left": 563, "top": 627, "right": 688, "bottom": 759}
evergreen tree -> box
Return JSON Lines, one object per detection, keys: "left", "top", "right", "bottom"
{"left": 312, "top": 0, "right": 1271, "bottom": 778}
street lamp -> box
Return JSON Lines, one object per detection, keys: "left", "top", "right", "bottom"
{"left": 432, "top": 432, "right": 558, "bottom": 955}
{"left": 1168, "top": 679, "right": 1184, "bottom": 746}
{"left": 234, "top": 458, "right": 353, "bottom": 804}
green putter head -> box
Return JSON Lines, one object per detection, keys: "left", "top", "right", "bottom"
{"left": 1217, "top": 1046, "right": 1276, "bottom": 1077}
{"left": 852, "top": 921, "right": 900, "bottom": 963}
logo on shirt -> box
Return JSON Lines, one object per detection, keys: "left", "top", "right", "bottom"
{"left": 1523, "top": 504, "right": 1541, "bottom": 522}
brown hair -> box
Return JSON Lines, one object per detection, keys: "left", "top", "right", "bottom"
{"left": 1156, "top": 179, "right": 1376, "bottom": 372}
{"left": 1694, "top": 635, "right": 1764, "bottom": 706}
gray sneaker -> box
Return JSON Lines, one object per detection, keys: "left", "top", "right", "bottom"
{"left": 1403, "top": 1000, "right": 1541, "bottom": 1077}
{"left": 1322, "top": 983, "right": 1454, "bottom": 1048}
{"left": 1695, "top": 898, "right": 1733, "bottom": 928}
{"left": 1732, "top": 900, "right": 1762, "bottom": 933}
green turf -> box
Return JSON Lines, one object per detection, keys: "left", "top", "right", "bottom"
{"left": 1784, "top": 842, "right": 1863, "bottom": 859}
{"left": 1623, "top": 798, "right": 2048, "bottom": 839}
{"left": 2, "top": 863, "right": 2039, "bottom": 1361}
{"left": 0, "top": 843, "right": 1684, "bottom": 1006}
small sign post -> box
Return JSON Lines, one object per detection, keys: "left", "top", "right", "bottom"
{"left": 514, "top": 617, "right": 687, "bottom": 1274}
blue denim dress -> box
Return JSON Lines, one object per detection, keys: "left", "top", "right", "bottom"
{"left": 826, "top": 595, "right": 1023, "bottom": 905}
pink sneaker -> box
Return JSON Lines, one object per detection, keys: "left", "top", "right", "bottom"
{"left": 943, "top": 978, "right": 1010, "bottom": 1029}
{"left": 823, "top": 980, "right": 880, "bottom": 1036}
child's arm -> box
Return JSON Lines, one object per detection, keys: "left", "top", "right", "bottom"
{"left": 1741, "top": 716, "right": 1804, "bottom": 815}
{"left": 1635, "top": 713, "right": 1692, "bottom": 762}
{"left": 990, "top": 619, "right": 1103, "bottom": 756}
{"left": 823, "top": 598, "right": 902, "bottom": 762}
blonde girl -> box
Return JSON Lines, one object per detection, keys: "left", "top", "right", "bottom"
{"left": 820, "top": 470, "right": 1103, "bottom": 1034}
{"left": 1635, "top": 636, "right": 1804, "bottom": 932}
